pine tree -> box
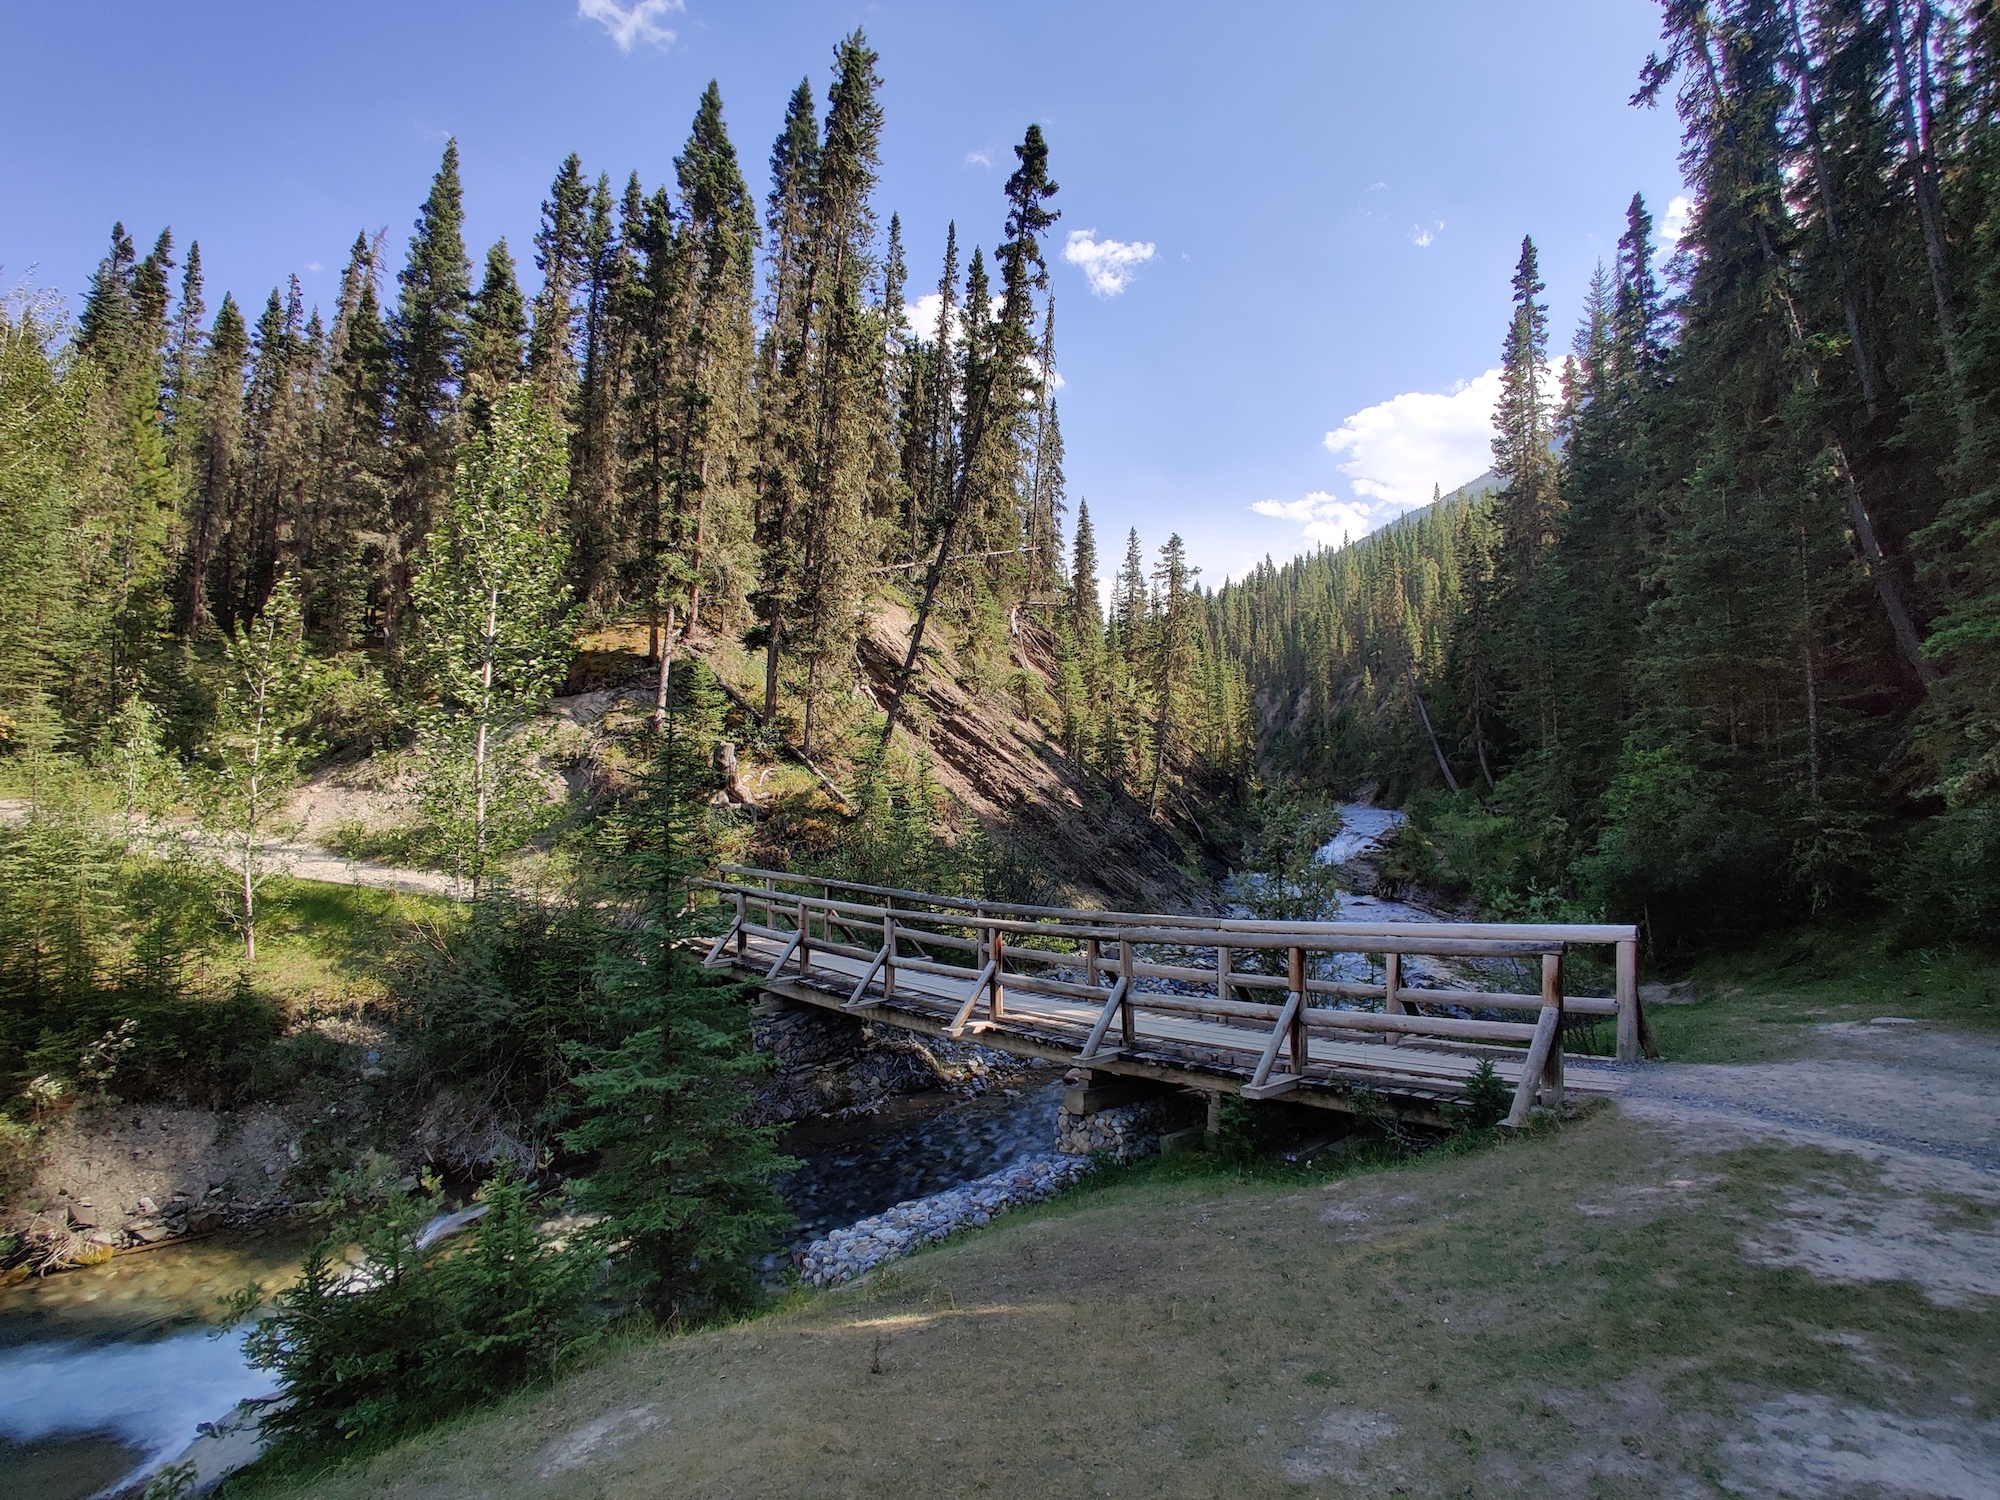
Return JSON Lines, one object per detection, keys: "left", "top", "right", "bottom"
{"left": 670, "top": 81, "right": 760, "bottom": 653}
{"left": 569, "top": 172, "right": 637, "bottom": 613}
{"left": 384, "top": 140, "right": 471, "bottom": 658}
{"left": 1147, "top": 533, "right": 1199, "bottom": 811}
{"left": 561, "top": 666, "right": 792, "bottom": 1323}
{"left": 1069, "top": 497, "right": 1102, "bottom": 649}
{"left": 463, "top": 238, "right": 528, "bottom": 431}
{"left": 179, "top": 292, "right": 248, "bottom": 636}
{"left": 750, "top": 78, "right": 820, "bottom": 719}
{"left": 529, "top": 153, "right": 590, "bottom": 409}
{"left": 880, "top": 122, "right": 1059, "bottom": 746}
{"left": 304, "top": 232, "right": 392, "bottom": 647}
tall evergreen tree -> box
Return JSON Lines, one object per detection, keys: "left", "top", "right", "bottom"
{"left": 528, "top": 153, "right": 590, "bottom": 409}
{"left": 463, "top": 238, "right": 528, "bottom": 432}
{"left": 383, "top": 140, "right": 471, "bottom": 657}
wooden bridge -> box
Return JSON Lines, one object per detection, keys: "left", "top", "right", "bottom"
{"left": 699, "top": 866, "right": 1656, "bottom": 1129}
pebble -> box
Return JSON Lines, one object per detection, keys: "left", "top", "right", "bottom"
{"left": 797, "top": 1154, "right": 1096, "bottom": 1286}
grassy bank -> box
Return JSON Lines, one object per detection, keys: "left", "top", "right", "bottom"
{"left": 224, "top": 1102, "right": 1999, "bottom": 1498}
{"left": 1642, "top": 923, "right": 2000, "bottom": 1065}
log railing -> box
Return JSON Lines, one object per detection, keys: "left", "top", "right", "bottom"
{"left": 697, "top": 867, "right": 1651, "bottom": 1125}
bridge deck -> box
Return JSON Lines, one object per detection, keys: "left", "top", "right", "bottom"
{"left": 724, "top": 927, "right": 1628, "bottom": 1126}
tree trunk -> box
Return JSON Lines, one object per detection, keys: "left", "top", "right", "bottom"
{"left": 1406, "top": 668, "right": 1463, "bottom": 793}
{"left": 1886, "top": 0, "right": 1968, "bottom": 403}
{"left": 654, "top": 603, "right": 677, "bottom": 730}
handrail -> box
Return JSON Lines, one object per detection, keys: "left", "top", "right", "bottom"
{"left": 714, "top": 863, "right": 1638, "bottom": 944}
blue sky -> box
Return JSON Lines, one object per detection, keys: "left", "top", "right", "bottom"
{"left": 1, "top": 1, "right": 1686, "bottom": 585}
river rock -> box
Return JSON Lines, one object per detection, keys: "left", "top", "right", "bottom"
{"left": 798, "top": 1153, "right": 1095, "bottom": 1286}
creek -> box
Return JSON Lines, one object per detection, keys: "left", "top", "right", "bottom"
{"left": 0, "top": 805, "right": 1408, "bottom": 1499}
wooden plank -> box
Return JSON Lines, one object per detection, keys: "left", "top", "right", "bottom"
{"left": 1615, "top": 937, "right": 1639, "bottom": 1063}
{"left": 1504, "top": 1005, "right": 1563, "bottom": 1128}
{"left": 710, "top": 866, "right": 1638, "bottom": 943}
{"left": 1241, "top": 1073, "right": 1300, "bottom": 1100}
{"left": 702, "top": 913, "right": 744, "bottom": 968}
{"left": 843, "top": 944, "right": 891, "bottom": 1009}
{"left": 1249, "top": 989, "right": 1302, "bottom": 1090}
{"left": 763, "top": 930, "right": 803, "bottom": 982}
{"left": 1303, "top": 1010, "right": 1538, "bottom": 1044}
{"left": 1119, "top": 941, "right": 1136, "bottom": 1051}
{"left": 991, "top": 927, "right": 1005, "bottom": 1020}
{"left": 1385, "top": 951, "right": 1403, "bottom": 1015}
{"left": 1077, "top": 975, "right": 1130, "bottom": 1063}
{"left": 945, "top": 961, "right": 998, "bottom": 1039}
{"left": 1541, "top": 951, "right": 1566, "bottom": 1109}
{"left": 1394, "top": 989, "right": 1616, "bottom": 1016}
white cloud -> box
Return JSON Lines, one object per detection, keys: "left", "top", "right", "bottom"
{"left": 1322, "top": 368, "right": 1505, "bottom": 509}
{"left": 1411, "top": 221, "right": 1442, "bottom": 248}
{"left": 1658, "top": 194, "right": 1693, "bottom": 258}
{"left": 577, "top": 0, "right": 681, "bottom": 52}
{"left": 1062, "top": 229, "right": 1156, "bottom": 297}
{"left": 1250, "top": 491, "right": 1410, "bottom": 549}
{"left": 964, "top": 149, "right": 994, "bottom": 169}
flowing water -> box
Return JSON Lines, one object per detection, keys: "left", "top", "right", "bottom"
{"left": 778, "top": 1071, "right": 1067, "bottom": 1245}
{"left": 0, "top": 1230, "right": 307, "bottom": 1499}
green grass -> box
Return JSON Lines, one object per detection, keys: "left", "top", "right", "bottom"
{"left": 1639, "top": 921, "right": 2000, "bottom": 1064}
{"left": 223, "top": 1107, "right": 2000, "bottom": 1499}
{"left": 195, "top": 877, "right": 462, "bottom": 1015}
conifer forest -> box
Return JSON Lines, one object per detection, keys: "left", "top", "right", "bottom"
{"left": 1218, "top": 0, "right": 2000, "bottom": 953}
{"left": 3, "top": 5, "right": 2000, "bottom": 1484}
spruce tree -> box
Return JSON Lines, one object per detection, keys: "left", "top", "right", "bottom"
{"left": 750, "top": 78, "right": 821, "bottom": 718}
{"left": 561, "top": 667, "right": 793, "bottom": 1323}
{"left": 463, "top": 238, "right": 528, "bottom": 431}
{"left": 529, "top": 153, "right": 590, "bottom": 409}
{"left": 384, "top": 140, "right": 471, "bottom": 657}
{"left": 179, "top": 292, "right": 248, "bottom": 636}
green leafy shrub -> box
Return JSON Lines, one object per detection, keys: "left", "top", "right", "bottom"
{"left": 243, "top": 1160, "right": 594, "bottom": 1451}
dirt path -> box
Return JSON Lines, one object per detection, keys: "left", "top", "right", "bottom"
{"left": 1616, "top": 1021, "right": 2000, "bottom": 1178}
{"left": 0, "top": 799, "right": 460, "bottom": 899}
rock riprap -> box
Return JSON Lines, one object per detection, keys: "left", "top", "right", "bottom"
{"left": 798, "top": 1153, "right": 1094, "bottom": 1286}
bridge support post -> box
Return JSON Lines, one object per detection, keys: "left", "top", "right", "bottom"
{"left": 1384, "top": 952, "right": 1403, "bottom": 1015}
{"left": 1288, "top": 946, "right": 1309, "bottom": 1076}
{"left": 1541, "top": 950, "right": 1566, "bottom": 1109}
{"left": 1217, "top": 945, "right": 1233, "bottom": 1005}
{"left": 1204, "top": 1090, "right": 1223, "bottom": 1148}
{"left": 1118, "top": 941, "right": 1136, "bottom": 1050}
{"left": 990, "top": 927, "right": 1005, "bottom": 1020}
{"left": 1615, "top": 937, "right": 1642, "bottom": 1064}
{"left": 882, "top": 913, "right": 897, "bottom": 1000}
